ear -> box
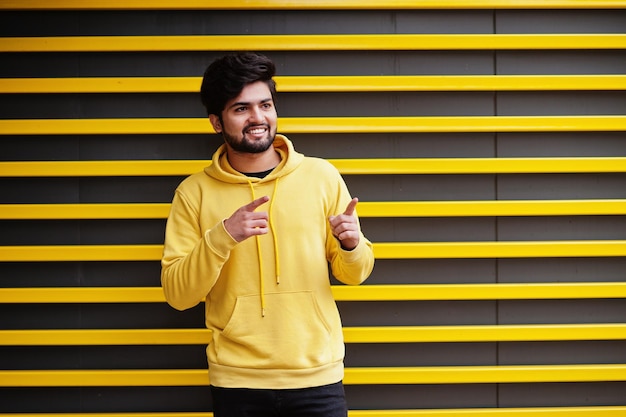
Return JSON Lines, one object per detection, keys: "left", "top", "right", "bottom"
{"left": 209, "top": 114, "right": 222, "bottom": 133}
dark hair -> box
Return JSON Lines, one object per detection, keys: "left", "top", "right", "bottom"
{"left": 200, "top": 52, "right": 277, "bottom": 116}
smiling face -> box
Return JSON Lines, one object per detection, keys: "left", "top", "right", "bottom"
{"left": 209, "top": 80, "right": 278, "bottom": 155}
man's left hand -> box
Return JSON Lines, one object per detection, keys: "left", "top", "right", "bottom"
{"left": 329, "top": 197, "right": 360, "bottom": 251}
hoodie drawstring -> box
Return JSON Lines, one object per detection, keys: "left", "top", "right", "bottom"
{"left": 268, "top": 178, "right": 280, "bottom": 285}
{"left": 247, "top": 178, "right": 280, "bottom": 317}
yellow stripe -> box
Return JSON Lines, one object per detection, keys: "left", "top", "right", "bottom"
{"left": 373, "top": 240, "right": 626, "bottom": 259}
{"left": 0, "top": 244, "right": 164, "bottom": 262}
{"left": 0, "top": 414, "right": 214, "bottom": 417}
{"left": 357, "top": 200, "right": 626, "bottom": 217}
{"left": 1, "top": 116, "right": 625, "bottom": 135}
{"left": 0, "top": 203, "right": 172, "bottom": 219}
{"left": 0, "top": 287, "right": 166, "bottom": 303}
{"left": 0, "top": 77, "right": 202, "bottom": 94}
{"left": 2, "top": 324, "right": 625, "bottom": 345}
{"left": 2, "top": 283, "right": 625, "bottom": 303}
{"left": 3, "top": 0, "right": 626, "bottom": 10}
{"left": 0, "top": 329, "right": 212, "bottom": 345}
{"left": 287, "top": 115, "right": 626, "bottom": 134}
{"left": 349, "top": 407, "right": 626, "bottom": 417}
{"left": 344, "top": 364, "right": 626, "bottom": 385}
{"left": 1, "top": 241, "right": 625, "bottom": 262}
{"left": 2, "top": 199, "right": 625, "bottom": 220}
{"left": 1, "top": 34, "right": 624, "bottom": 53}
{"left": 0, "top": 369, "right": 210, "bottom": 387}
{"left": 280, "top": 74, "right": 626, "bottom": 92}
{"left": 331, "top": 282, "right": 626, "bottom": 301}
{"left": 1, "top": 406, "right": 625, "bottom": 417}
{"left": 2, "top": 364, "right": 624, "bottom": 386}
{"left": 343, "top": 324, "right": 626, "bottom": 343}
{"left": 0, "top": 160, "right": 211, "bottom": 176}
{"left": 2, "top": 158, "right": 624, "bottom": 177}
{"left": 330, "top": 157, "right": 626, "bottom": 174}
{"left": 1, "top": 407, "right": 626, "bottom": 417}
{"left": 3, "top": 75, "right": 626, "bottom": 93}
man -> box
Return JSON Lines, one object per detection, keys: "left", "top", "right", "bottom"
{"left": 161, "top": 52, "right": 375, "bottom": 417}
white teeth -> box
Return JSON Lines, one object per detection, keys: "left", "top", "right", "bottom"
{"left": 248, "top": 128, "right": 266, "bottom": 134}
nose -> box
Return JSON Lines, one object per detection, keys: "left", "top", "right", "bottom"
{"left": 248, "top": 106, "right": 264, "bottom": 123}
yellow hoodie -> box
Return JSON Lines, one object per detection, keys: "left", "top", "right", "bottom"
{"left": 161, "top": 135, "right": 375, "bottom": 389}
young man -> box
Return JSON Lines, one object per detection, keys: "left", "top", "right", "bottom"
{"left": 161, "top": 52, "right": 375, "bottom": 417}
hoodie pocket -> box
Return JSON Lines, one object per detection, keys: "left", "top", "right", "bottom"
{"left": 217, "top": 291, "right": 333, "bottom": 369}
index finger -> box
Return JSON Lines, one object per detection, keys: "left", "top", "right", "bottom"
{"left": 343, "top": 197, "right": 359, "bottom": 216}
{"left": 244, "top": 195, "right": 270, "bottom": 212}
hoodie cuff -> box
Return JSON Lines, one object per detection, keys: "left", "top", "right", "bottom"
{"left": 204, "top": 220, "right": 239, "bottom": 259}
{"left": 340, "top": 236, "right": 368, "bottom": 263}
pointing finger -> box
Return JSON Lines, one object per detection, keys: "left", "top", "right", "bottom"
{"left": 343, "top": 197, "right": 358, "bottom": 216}
{"left": 245, "top": 196, "right": 270, "bottom": 212}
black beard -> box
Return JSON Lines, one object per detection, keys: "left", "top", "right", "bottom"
{"left": 222, "top": 124, "right": 276, "bottom": 154}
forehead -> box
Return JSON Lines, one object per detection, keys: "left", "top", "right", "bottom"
{"left": 227, "top": 81, "right": 272, "bottom": 106}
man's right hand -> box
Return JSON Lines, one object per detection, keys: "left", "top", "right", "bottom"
{"left": 223, "top": 196, "right": 270, "bottom": 242}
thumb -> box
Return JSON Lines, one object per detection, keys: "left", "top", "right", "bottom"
{"left": 343, "top": 197, "right": 358, "bottom": 216}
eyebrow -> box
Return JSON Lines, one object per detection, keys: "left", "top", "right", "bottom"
{"left": 227, "top": 97, "right": 273, "bottom": 110}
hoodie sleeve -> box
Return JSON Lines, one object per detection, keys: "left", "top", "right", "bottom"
{"left": 326, "top": 176, "right": 375, "bottom": 286}
{"left": 161, "top": 189, "right": 238, "bottom": 311}
{"left": 328, "top": 230, "right": 375, "bottom": 286}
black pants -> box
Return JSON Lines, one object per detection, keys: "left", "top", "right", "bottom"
{"left": 210, "top": 381, "right": 348, "bottom": 417}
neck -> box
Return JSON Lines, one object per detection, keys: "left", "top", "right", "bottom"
{"left": 226, "top": 147, "right": 281, "bottom": 174}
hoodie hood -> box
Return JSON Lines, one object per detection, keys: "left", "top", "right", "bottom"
{"left": 204, "top": 134, "right": 304, "bottom": 184}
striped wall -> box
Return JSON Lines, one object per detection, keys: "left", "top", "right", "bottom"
{"left": 0, "top": 1, "right": 625, "bottom": 415}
